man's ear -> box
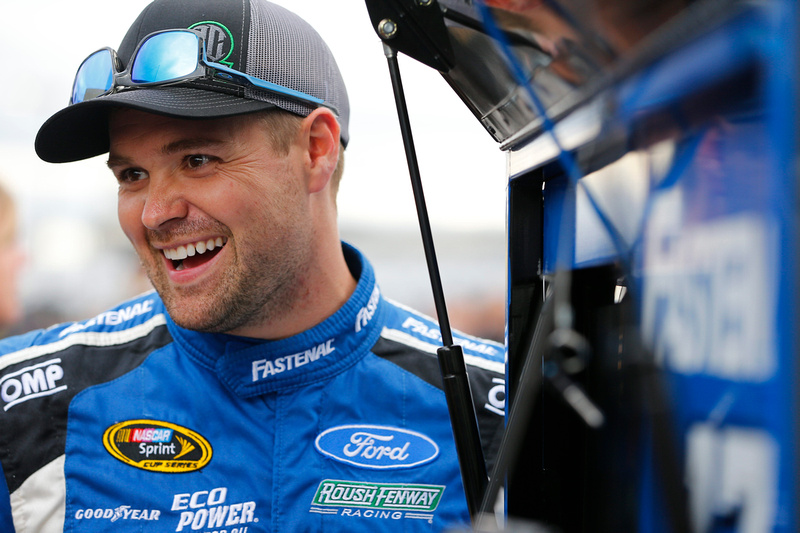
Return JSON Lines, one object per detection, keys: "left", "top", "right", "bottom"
{"left": 303, "top": 108, "right": 341, "bottom": 194}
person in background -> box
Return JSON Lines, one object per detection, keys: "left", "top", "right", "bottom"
{"left": 0, "top": 1, "right": 506, "bottom": 531}
{"left": 0, "top": 182, "right": 24, "bottom": 335}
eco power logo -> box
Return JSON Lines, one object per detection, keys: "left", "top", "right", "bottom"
{"left": 103, "top": 419, "right": 212, "bottom": 473}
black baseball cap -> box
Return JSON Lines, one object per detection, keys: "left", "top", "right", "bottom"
{"left": 35, "top": 0, "right": 350, "bottom": 163}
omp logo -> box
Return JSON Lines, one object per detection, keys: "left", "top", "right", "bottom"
{"left": 313, "top": 480, "right": 444, "bottom": 512}
{"left": 172, "top": 487, "right": 258, "bottom": 532}
{"left": 1, "top": 358, "right": 66, "bottom": 411}
{"left": 103, "top": 420, "right": 212, "bottom": 473}
{"left": 355, "top": 287, "right": 380, "bottom": 332}
{"left": 189, "top": 21, "right": 234, "bottom": 67}
{"left": 315, "top": 425, "right": 439, "bottom": 469}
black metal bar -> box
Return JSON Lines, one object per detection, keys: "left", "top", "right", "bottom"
{"left": 383, "top": 42, "right": 453, "bottom": 345}
{"left": 383, "top": 42, "right": 488, "bottom": 522}
{"left": 438, "top": 344, "right": 490, "bottom": 521}
{"left": 477, "top": 294, "right": 553, "bottom": 525}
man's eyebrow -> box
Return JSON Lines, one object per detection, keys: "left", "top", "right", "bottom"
{"left": 106, "top": 154, "right": 131, "bottom": 169}
{"left": 161, "top": 138, "right": 228, "bottom": 155}
{"left": 106, "top": 138, "right": 229, "bottom": 169}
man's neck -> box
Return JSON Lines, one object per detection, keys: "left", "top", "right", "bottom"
{"left": 225, "top": 243, "right": 357, "bottom": 340}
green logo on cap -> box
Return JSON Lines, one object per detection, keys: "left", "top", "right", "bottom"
{"left": 189, "top": 21, "right": 234, "bottom": 67}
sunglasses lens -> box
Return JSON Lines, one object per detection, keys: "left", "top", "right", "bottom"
{"left": 72, "top": 49, "right": 114, "bottom": 104}
{"left": 131, "top": 31, "right": 200, "bottom": 84}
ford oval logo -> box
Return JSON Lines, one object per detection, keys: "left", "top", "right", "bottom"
{"left": 315, "top": 425, "right": 439, "bottom": 469}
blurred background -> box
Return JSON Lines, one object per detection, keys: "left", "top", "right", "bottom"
{"left": 0, "top": 0, "right": 508, "bottom": 342}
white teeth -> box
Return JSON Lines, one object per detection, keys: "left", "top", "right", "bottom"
{"left": 162, "top": 237, "right": 226, "bottom": 262}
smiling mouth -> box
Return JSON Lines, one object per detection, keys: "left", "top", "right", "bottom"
{"left": 162, "top": 237, "right": 227, "bottom": 271}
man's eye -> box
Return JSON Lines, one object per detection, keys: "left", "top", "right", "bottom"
{"left": 118, "top": 168, "right": 148, "bottom": 183}
{"left": 186, "top": 155, "right": 212, "bottom": 169}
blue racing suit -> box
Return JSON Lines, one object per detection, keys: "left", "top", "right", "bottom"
{"left": 0, "top": 243, "right": 505, "bottom": 532}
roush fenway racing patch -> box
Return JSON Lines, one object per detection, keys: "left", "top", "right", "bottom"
{"left": 309, "top": 479, "right": 445, "bottom": 523}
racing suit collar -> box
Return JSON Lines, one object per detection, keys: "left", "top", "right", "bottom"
{"left": 165, "top": 242, "right": 386, "bottom": 396}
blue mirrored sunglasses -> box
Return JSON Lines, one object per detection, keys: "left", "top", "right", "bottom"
{"left": 70, "top": 29, "right": 326, "bottom": 109}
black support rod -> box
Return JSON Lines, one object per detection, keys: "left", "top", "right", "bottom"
{"left": 383, "top": 43, "right": 488, "bottom": 522}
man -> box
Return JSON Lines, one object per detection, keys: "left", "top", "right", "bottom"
{"left": 0, "top": 181, "right": 24, "bottom": 334}
{"left": 0, "top": 0, "right": 505, "bottom": 531}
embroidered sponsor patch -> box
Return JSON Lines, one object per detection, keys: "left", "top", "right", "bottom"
{"left": 355, "top": 286, "right": 380, "bottom": 332}
{"left": 315, "top": 425, "right": 439, "bottom": 469}
{"left": 172, "top": 486, "right": 259, "bottom": 531}
{"left": 251, "top": 339, "right": 335, "bottom": 382}
{"left": 1, "top": 358, "right": 67, "bottom": 411}
{"left": 103, "top": 419, "right": 212, "bottom": 473}
{"left": 312, "top": 480, "right": 445, "bottom": 512}
{"left": 74, "top": 506, "right": 161, "bottom": 522}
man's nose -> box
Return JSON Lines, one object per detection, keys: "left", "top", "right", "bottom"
{"left": 140, "top": 175, "right": 189, "bottom": 229}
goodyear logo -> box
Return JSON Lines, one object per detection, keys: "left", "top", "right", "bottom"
{"left": 103, "top": 420, "right": 212, "bottom": 473}
{"left": 313, "top": 480, "right": 444, "bottom": 512}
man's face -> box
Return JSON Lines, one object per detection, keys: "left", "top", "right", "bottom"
{"left": 109, "top": 109, "right": 313, "bottom": 335}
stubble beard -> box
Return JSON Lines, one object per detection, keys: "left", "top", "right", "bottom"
{"left": 143, "top": 229, "right": 310, "bottom": 335}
